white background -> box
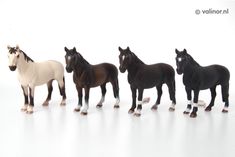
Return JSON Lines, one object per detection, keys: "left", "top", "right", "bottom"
{"left": 0, "top": 0, "right": 235, "bottom": 157}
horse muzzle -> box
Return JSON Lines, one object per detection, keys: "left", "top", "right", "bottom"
{"left": 9, "top": 66, "right": 16, "bottom": 71}
{"left": 176, "top": 68, "right": 183, "bottom": 75}
{"left": 65, "top": 66, "right": 73, "bottom": 73}
{"left": 119, "top": 66, "right": 126, "bottom": 73}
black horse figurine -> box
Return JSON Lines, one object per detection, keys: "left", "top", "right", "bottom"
{"left": 119, "top": 47, "right": 176, "bottom": 116}
{"left": 175, "top": 49, "right": 230, "bottom": 118}
{"left": 65, "top": 47, "right": 120, "bottom": 115}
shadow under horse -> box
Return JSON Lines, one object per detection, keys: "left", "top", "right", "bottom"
{"left": 175, "top": 49, "right": 230, "bottom": 118}
{"left": 64, "top": 47, "right": 120, "bottom": 115}
{"left": 119, "top": 47, "right": 176, "bottom": 117}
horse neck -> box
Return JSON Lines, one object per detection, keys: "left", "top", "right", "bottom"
{"left": 127, "top": 54, "right": 145, "bottom": 75}
{"left": 74, "top": 56, "right": 91, "bottom": 74}
{"left": 184, "top": 57, "right": 200, "bottom": 75}
{"left": 17, "top": 53, "right": 33, "bottom": 73}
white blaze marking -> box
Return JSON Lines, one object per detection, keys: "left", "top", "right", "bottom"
{"left": 177, "top": 57, "right": 182, "bottom": 62}
{"left": 122, "top": 55, "right": 125, "bottom": 61}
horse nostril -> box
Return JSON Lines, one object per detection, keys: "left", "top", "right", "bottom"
{"left": 9, "top": 66, "right": 16, "bottom": 71}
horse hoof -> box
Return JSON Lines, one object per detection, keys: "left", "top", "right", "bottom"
{"left": 222, "top": 109, "right": 228, "bottom": 113}
{"left": 151, "top": 105, "right": 158, "bottom": 111}
{"left": 114, "top": 105, "right": 120, "bottom": 109}
{"left": 169, "top": 107, "right": 175, "bottom": 112}
{"left": 21, "top": 108, "right": 27, "bottom": 112}
{"left": 42, "top": 102, "right": 49, "bottom": 106}
{"left": 205, "top": 107, "right": 212, "bottom": 112}
{"left": 60, "top": 102, "right": 66, "bottom": 106}
{"left": 134, "top": 113, "right": 141, "bottom": 117}
{"left": 81, "top": 112, "right": 88, "bottom": 115}
{"left": 96, "top": 104, "right": 103, "bottom": 109}
{"left": 74, "top": 108, "right": 80, "bottom": 112}
{"left": 183, "top": 111, "right": 190, "bottom": 114}
{"left": 190, "top": 113, "right": 197, "bottom": 118}
{"left": 26, "top": 111, "right": 33, "bottom": 114}
{"left": 128, "top": 109, "right": 134, "bottom": 114}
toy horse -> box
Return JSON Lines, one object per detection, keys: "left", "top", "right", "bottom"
{"left": 64, "top": 47, "right": 120, "bottom": 115}
{"left": 175, "top": 49, "right": 230, "bottom": 118}
{"left": 119, "top": 47, "right": 176, "bottom": 116}
{"left": 7, "top": 45, "right": 66, "bottom": 114}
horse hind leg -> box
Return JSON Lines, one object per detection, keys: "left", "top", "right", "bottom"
{"left": 167, "top": 81, "right": 176, "bottom": 111}
{"left": 111, "top": 79, "right": 120, "bottom": 109}
{"left": 42, "top": 80, "right": 53, "bottom": 106}
{"left": 96, "top": 83, "right": 106, "bottom": 109}
{"left": 151, "top": 84, "right": 162, "bottom": 111}
{"left": 205, "top": 86, "right": 216, "bottom": 112}
{"left": 221, "top": 84, "right": 229, "bottom": 113}
{"left": 58, "top": 77, "right": 66, "bottom": 106}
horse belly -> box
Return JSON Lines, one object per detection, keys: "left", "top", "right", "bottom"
{"left": 34, "top": 61, "right": 63, "bottom": 86}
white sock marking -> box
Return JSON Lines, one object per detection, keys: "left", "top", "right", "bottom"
{"left": 114, "top": 98, "right": 120, "bottom": 106}
{"left": 81, "top": 103, "right": 88, "bottom": 113}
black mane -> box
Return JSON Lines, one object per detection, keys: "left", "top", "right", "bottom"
{"left": 20, "top": 50, "right": 34, "bottom": 62}
{"left": 187, "top": 54, "right": 200, "bottom": 67}
{"left": 129, "top": 52, "right": 145, "bottom": 65}
{"left": 76, "top": 53, "right": 90, "bottom": 65}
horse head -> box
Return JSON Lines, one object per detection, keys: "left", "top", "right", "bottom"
{"left": 64, "top": 46, "right": 82, "bottom": 73}
{"left": 118, "top": 46, "right": 133, "bottom": 73}
{"left": 7, "top": 45, "right": 21, "bottom": 71}
{"left": 175, "top": 49, "right": 191, "bottom": 74}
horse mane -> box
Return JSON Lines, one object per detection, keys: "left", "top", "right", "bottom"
{"left": 76, "top": 53, "right": 90, "bottom": 65}
{"left": 20, "top": 50, "right": 34, "bottom": 62}
{"left": 187, "top": 54, "right": 200, "bottom": 67}
{"left": 130, "top": 52, "right": 145, "bottom": 65}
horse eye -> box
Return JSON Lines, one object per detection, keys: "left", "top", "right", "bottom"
{"left": 17, "top": 54, "right": 20, "bottom": 58}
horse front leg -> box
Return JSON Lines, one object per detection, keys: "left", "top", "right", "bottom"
{"left": 21, "top": 85, "right": 29, "bottom": 112}
{"left": 81, "top": 87, "right": 90, "bottom": 115}
{"left": 74, "top": 85, "right": 82, "bottom": 112}
{"left": 128, "top": 86, "right": 137, "bottom": 114}
{"left": 184, "top": 87, "right": 192, "bottom": 114}
{"left": 134, "top": 88, "right": 144, "bottom": 117}
{"left": 26, "top": 86, "right": 35, "bottom": 114}
{"left": 190, "top": 89, "right": 199, "bottom": 118}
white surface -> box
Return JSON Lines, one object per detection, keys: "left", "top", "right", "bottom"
{"left": 1, "top": 0, "right": 235, "bottom": 157}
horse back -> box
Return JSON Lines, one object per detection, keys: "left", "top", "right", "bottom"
{"left": 186, "top": 64, "right": 230, "bottom": 89}
{"left": 129, "top": 63, "right": 174, "bottom": 88}
{"left": 90, "top": 63, "right": 118, "bottom": 87}
{"left": 206, "top": 64, "right": 230, "bottom": 84}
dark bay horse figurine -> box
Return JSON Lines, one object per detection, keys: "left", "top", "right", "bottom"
{"left": 64, "top": 47, "right": 120, "bottom": 115}
{"left": 119, "top": 47, "right": 176, "bottom": 117}
{"left": 175, "top": 49, "right": 230, "bottom": 118}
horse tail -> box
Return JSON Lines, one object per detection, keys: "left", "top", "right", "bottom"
{"left": 58, "top": 76, "right": 66, "bottom": 97}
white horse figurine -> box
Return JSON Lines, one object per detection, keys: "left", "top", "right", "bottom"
{"left": 7, "top": 45, "right": 66, "bottom": 114}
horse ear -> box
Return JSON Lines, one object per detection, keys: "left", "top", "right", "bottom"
{"left": 73, "top": 47, "right": 76, "bottom": 52}
{"left": 64, "top": 47, "right": 69, "bottom": 52}
{"left": 183, "top": 49, "right": 187, "bottom": 55}
{"left": 16, "top": 45, "right": 20, "bottom": 50}
{"left": 118, "top": 46, "right": 122, "bottom": 52}
{"left": 127, "top": 46, "right": 130, "bottom": 51}
{"left": 7, "top": 45, "right": 11, "bottom": 50}
{"left": 175, "top": 49, "right": 179, "bottom": 54}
